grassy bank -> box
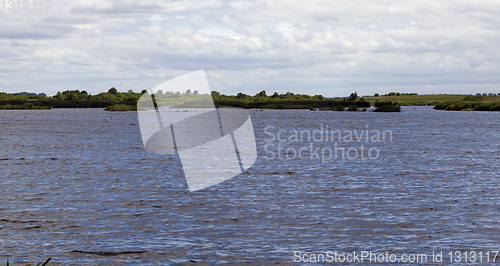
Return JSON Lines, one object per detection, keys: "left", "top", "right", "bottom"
{"left": 0, "top": 103, "right": 50, "bottom": 110}
{"left": 364, "top": 94, "right": 468, "bottom": 106}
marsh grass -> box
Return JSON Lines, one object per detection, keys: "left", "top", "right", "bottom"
{"left": 434, "top": 101, "right": 500, "bottom": 111}
{"left": 104, "top": 104, "right": 137, "bottom": 111}
{"left": 434, "top": 95, "right": 500, "bottom": 111}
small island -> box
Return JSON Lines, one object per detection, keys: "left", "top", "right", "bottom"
{"left": 433, "top": 95, "right": 500, "bottom": 111}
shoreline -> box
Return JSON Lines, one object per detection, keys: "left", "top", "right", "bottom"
{"left": 2, "top": 93, "right": 500, "bottom": 111}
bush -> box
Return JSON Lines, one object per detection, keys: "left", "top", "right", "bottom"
{"left": 374, "top": 101, "right": 401, "bottom": 112}
{"left": 355, "top": 100, "right": 370, "bottom": 107}
{"left": 445, "top": 102, "right": 473, "bottom": 111}
{"left": 347, "top": 105, "right": 358, "bottom": 111}
{"left": 374, "top": 101, "right": 396, "bottom": 107}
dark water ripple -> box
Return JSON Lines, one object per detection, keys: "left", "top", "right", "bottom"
{"left": 1, "top": 107, "right": 499, "bottom": 265}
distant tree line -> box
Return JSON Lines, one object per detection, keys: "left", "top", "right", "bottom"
{"left": 371, "top": 92, "right": 418, "bottom": 97}
{"left": 211, "top": 90, "right": 369, "bottom": 110}
{"left": 1, "top": 88, "right": 375, "bottom": 111}
{"left": 0, "top": 88, "right": 145, "bottom": 109}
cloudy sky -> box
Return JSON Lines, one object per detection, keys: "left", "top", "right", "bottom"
{"left": 1, "top": 0, "right": 499, "bottom": 97}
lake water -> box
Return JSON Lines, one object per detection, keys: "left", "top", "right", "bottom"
{"left": 1, "top": 107, "right": 499, "bottom": 265}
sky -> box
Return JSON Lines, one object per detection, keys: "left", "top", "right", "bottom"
{"left": 1, "top": 0, "right": 500, "bottom": 97}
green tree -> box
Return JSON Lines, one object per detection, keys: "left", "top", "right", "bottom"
{"left": 256, "top": 90, "right": 267, "bottom": 97}
{"left": 108, "top": 87, "right": 118, "bottom": 95}
{"left": 66, "top": 93, "right": 77, "bottom": 101}
{"left": 56, "top": 91, "right": 63, "bottom": 100}
{"left": 349, "top": 92, "right": 358, "bottom": 101}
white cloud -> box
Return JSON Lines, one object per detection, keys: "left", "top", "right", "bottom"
{"left": 1, "top": 0, "right": 500, "bottom": 96}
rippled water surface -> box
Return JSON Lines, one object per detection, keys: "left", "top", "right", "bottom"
{"left": 1, "top": 107, "right": 499, "bottom": 265}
